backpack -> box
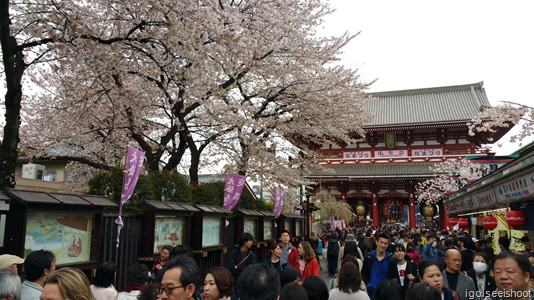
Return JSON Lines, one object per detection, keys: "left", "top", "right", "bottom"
{"left": 328, "top": 239, "right": 339, "bottom": 257}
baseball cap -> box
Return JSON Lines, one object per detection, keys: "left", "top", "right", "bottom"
{"left": 0, "top": 254, "right": 25, "bottom": 269}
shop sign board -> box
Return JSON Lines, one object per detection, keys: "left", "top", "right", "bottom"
{"left": 446, "top": 196, "right": 474, "bottom": 214}
{"left": 495, "top": 173, "right": 534, "bottom": 204}
{"left": 472, "top": 189, "right": 497, "bottom": 209}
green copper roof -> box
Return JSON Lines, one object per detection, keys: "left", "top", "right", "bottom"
{"left": 308, "top": 163, "right": 437, "bottom": 179}
{"left": 364, "top": 82, "right": 490, "bottom": 127}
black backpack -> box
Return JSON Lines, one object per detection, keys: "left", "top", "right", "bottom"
{"left": 327, "top": 239, "right": 339, "bottom": 257}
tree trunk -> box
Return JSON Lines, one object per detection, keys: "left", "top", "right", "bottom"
{"left": 0, "top": 1, "right": 25, "bottom": 189}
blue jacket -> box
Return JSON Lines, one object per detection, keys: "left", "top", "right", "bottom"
{"left": 423, "top": 242, "right": 439, "bottom": 263}
{"left": 361, "top": 249, "right": 390, "bottom": 297}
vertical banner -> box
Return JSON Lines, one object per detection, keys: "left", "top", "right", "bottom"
{"left": 273, "top": 187, "right": 284, "bottom": 217}
{"left": 116, "top": 146, "right": 145, "bottom": 246}
{"left": 223, "top": 173, "right": 247, "bottom": 210}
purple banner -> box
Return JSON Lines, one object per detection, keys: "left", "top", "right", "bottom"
{"left": 223, "top": 173, "right": 247, "bottom": 210}
{"left": 119, "top": 146, "right": 145, "bottom": 216}
{"left": 273, "top": 187, "right": 284, "bottom": 217}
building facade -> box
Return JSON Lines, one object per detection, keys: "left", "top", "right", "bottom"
{"left": 306, "top": 82, "right": 512, "bottom": 228}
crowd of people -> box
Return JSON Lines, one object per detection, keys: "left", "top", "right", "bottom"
{"left": 0, "top": 225, "right": 533, "bottom": 300}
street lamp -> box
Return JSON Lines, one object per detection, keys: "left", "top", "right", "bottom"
{"left": 301, "top": 191, "right": 320, "bottom": 241}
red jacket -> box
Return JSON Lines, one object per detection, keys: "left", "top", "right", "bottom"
{"left": 287, "top": 247, "right": 300, "bottom": 270}
{"left": 301, "top": 258, "right": 320, "bottom": 282}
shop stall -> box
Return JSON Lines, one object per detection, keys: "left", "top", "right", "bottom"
{"left": 2, "top": 188, "right": 116, "bottom": 274}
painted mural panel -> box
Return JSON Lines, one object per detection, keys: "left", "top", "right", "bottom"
{"left": 263, "top": 219, "right": 273, "bottom": 240}
{"left": 202, "top": 217, "right": 221, "bottom": 247}
{"left": 244, "top": 218, "right": 256, "bottom": 237}
{"left": 25, "top": 210, "right": 92, "bottom": 264}
{"left": 154, "top": 216, "right": 184, "bottom": 253}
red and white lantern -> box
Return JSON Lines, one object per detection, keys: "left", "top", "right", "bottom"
{"left": 506, "top": 210, "right": 526, "bottom": 228}
{"left": 482, "top": 215, "right": 498, "bottom": 230}
{"left": 458, "top": 217, "right": 469, "bottom": 228}
{"left": 449, "top": 218, "right": 458, "bottom": 226}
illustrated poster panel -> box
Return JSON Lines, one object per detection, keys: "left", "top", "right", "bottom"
{"left": 284, "top": 220, "right": 291, "bottom": 233}
{"left": 263, "top": 219, "right": 273, "bottom": 240}
{"left": 202, "top": 217, "right": 221, "bottom": 247}
{"left": 154, "top": 216, "right": 184, "bottom": 253}
{"left": 25, "top": 210, "right": 93, "bottom": 264}
{"left": 243, "top": 218, "right": 256, "bottom": 237}
{"left": 295, "top": 220, "right": 301, "bottom": 236}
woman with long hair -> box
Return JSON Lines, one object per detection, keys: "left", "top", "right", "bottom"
{"left": 328, "top": 262, "right": 369, "bottom": 300}
{"left": 338, "top": 234, "right": 364, "bottom": 271}
{"left": 203, "top": 267, "right": 234, "bottom": 300}
{"left": 298, "top": 241, "right": 320, "bottom": 282}
{"left": 263, "top": 242, "right": 283, "bottom": 274}
{"left": 90, "top": 261, "right": 117, "bottom": 300}
{"left": 41, "top": 267, "right": 96, "bottom": 300}
{"left": 388, "top": 244, "right": 418, "bottom": 297}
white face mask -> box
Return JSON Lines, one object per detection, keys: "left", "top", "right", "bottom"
{"left": 432, "top": 241, "right": 437, "bottom": 247}
{"left": 473, "top": 261, "right": 487, "bottom": 273}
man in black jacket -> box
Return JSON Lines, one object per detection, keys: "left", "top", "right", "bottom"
{"left": 226, "top": 233, "right": 256, "bottom": 300}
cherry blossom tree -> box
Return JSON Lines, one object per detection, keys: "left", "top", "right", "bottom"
{"left": 0, "top": 0, "right": 76, "bottom": 189}
{"left": 468, "top": 102, "right": 533, "bottom": 146}
{"left": 416, "top": 158, "right": 488, "bottom": 205}
{"left": 16, "top": 0, "right": 371, "bottom": 191}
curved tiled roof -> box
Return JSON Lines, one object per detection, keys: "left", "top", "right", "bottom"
{"left": 307, "top": 163, "right": 440, "bottom": 179}
{"left": 364, "top": 82, "right": 490, "bottom": 127}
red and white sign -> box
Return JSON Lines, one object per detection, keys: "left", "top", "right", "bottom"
{"left": 458, "top": 217, "right": 469, "bottom": 228}
{"left": 482, "top": 215, "right": 498, "bottom": 230}
{"left": 506, "top": 210, "right": 526, "bottom": 228}
{"left": 449, "top": 217, "right": 458, "bottom": 226}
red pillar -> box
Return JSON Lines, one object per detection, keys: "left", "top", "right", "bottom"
{"left": 441, "top": 203, "right": 450, "bottom": 230}
{"left": 372, "top": 194, "right": 380, "bottom": 227}
{"left": 409, "top": 194, "right": 416, "bottom": 228}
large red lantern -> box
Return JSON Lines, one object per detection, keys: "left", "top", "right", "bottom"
{"left": 458, "top": 217, "right": 469, "bottom": 228}
{"left": 449, "top": 218, "right": 458, "bottom": 226}
{"left": 483, "top": 215, "right": 498, "bottom": 230}
{"left": 384, "top": 199, "right": 403, "bottom": 222}
{"left": 506, "top": 210, "right": 526, "bottom": 228}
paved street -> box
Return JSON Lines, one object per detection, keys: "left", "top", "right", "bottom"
{"left": 317, "top": 255, "right": 333, "bottom": 288}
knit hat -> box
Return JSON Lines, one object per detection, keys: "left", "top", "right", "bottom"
{"left": 0, "top": 254, "right": 24, "bottom": 269}
{"left": 345, "top": 234, "right": 356, "bottom": 241}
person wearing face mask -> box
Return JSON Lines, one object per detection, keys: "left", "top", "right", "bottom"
{"left": 423, "top": 234, "right": 440, "bottom": 264}
{"left": 465, "top": 252, "right": 496, "bottom": 299}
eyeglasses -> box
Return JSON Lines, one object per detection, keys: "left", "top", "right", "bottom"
{"left": 158, "top": 285, "right": 184, "bottom": 295}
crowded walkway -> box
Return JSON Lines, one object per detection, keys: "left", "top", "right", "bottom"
{"left": 1, "top": 225, "right": 534, "bottom": 300}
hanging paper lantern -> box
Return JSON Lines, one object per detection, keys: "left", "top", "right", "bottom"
{"left": 449, "top": 217, "right": 458, "bottom": 226}
{"left": 420, "top": 204, "right": 436, "bottom": 222}
{"left": 482, "top": 215, "right": 498, "bottom": 230}
{"left": 354, "top": 200, "right": 368, "bottom": 221}
{"left": 506, "top": 210, "right": 526, "bottom": 228}
{"left": 384, "top": 199, "right": 403, "bottom": 222}
{"left": 458, "top": 217, "right": 469, "bottom": 228}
